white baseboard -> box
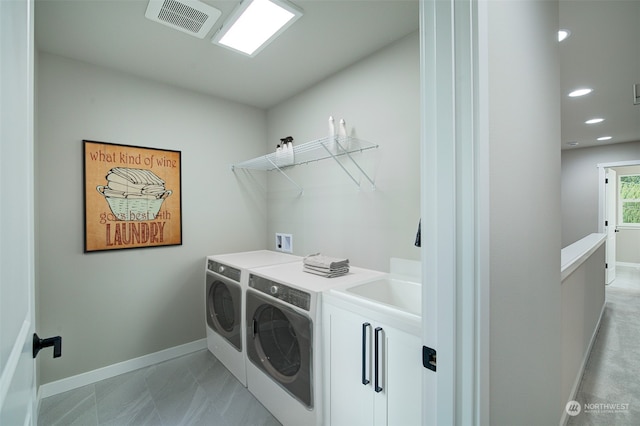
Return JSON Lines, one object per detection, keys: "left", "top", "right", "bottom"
{"left": 37, "top": 338, "right": 207, "bottom": 400}
{"left": 616, "top": 262, "right": 640, "bottom": 268}
{"left": 560, "top": 303, "right": 606, "bottom": 426}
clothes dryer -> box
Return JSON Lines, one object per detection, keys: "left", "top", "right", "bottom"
{"left": 205, "top": 250, "right": 300, "bottom": 386}
{"left": 245, "top": 261, "right": 385, "bottom": 426}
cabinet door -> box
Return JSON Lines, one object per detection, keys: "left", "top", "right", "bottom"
{"left": 385, "top": 327, "right": 422, "bottom": 426}
{"left": 326, "top": 304, "right": 374, "bottom": 426}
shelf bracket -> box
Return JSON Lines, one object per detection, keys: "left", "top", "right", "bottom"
{"left": 322, "top": 139, "right": 376, "bottom": 190}
{"left": 320, "top": 139, "right": 360, "bottom": 187}
{"left": 266, "top": 156, "right": 304, "bottom": 195}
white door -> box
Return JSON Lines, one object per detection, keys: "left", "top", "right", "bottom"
{"left": 0, "top": 0, "right": 37, "bottom": 424}
{"left": 325, "top": 304, "right": 375, "bottom": 426}
{"left": 605, "top": 168, "right": 617, "bottom": 284}
{"left": 384, "top": 325, "right": 422, "bottom": 426}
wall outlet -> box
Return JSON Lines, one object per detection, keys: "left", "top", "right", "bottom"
{"left": 275, "top": 233, "right": 293, "bottom": 253}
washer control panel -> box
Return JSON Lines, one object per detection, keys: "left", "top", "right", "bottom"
{"left": 207, "top": 260, "right": 241, "bottom": 282}
{"left": 249, "top": 274, "right": 311, "bottom": 311}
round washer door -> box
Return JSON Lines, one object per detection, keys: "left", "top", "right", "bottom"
{"left": 206, "top": 273, "right": 242, "bottom": 351}
{"left": 246, "top": 291, "right": 312, "bottom": 408}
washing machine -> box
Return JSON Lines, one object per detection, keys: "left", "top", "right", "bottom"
{"left": 245, "top": 261, "right": 385, "bottom": 426}
{"left": 205, "top": 250, "right": 300, "bottom": 386}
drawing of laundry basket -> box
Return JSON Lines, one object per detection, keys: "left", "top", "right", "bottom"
{"left": 97, "top": 186, "right": 171, "bottom": 221}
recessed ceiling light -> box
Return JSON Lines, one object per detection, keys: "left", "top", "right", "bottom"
{"left": 558, "top": 29, "right": 571, "bottom": 42}
{"left": 567, "top": 141, "right": 579, "bottom": 146}
{"left": 597, "top": 136, "right": 612, "bottom": 141}
{"left": 569, "top": 88, "right": 593, "bottom": 97}
{"left": 212, "top": 0, "right": 303, "bottom": 57}
{"left": 585, "top": 118, "right": 604, "bottom": 124}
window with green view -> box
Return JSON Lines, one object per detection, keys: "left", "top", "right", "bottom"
{"left": 619, "top": 174, "right": 640, "bottom": 225}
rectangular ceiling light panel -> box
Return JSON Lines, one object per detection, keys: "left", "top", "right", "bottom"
{"left": 212, "top": 0, "right": 303, "bottom": 57}
{"left": 145, "top": 0, "right": 222, "bottom": 39}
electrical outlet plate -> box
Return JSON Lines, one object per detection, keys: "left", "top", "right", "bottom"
{"left": 275, "top": 233, "right": 293, "bottom": 253}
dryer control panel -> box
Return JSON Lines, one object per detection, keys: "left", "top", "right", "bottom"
{"left": 249, "top": 274, "right": 311, "bottom": 311}
{"left": 207, "top": 260, "right": 241, "bottom": 282}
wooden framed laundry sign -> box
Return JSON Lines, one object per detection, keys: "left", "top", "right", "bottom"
{"left": 83, "top": 140, "right": 182, "bottom": 252}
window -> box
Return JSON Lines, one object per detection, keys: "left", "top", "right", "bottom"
{"left": 619, "top": 174, "right": 640, "bottom": 225}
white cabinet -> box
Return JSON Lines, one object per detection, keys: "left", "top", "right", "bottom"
{"left": 323, "top": 301, "right": 422, "bottom": 426}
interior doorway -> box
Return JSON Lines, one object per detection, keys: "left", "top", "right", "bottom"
{"left": 598, "top": 161, "right": 640, "bottom": 286}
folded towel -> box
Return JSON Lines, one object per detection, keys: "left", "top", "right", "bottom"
{"left": 304, "top": 253, "right": 349, "bottom": 270}
{"left": 104, "top": 167, "right": 167, "bottom": 199}
{"left": 109, "top": 167, "right": 165, "bottom": 186}
{"left": 303, "top": 264, "right": 349, "bottom": 275}
{"left": 303, "top": 266, "right": 349, "bottom": 278}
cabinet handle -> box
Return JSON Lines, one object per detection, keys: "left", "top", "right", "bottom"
{"left": 362, "top": 322, "right": 371, "bottom": 385}
{"left": 374, "top": 327, "right": 383, "bottom": 393}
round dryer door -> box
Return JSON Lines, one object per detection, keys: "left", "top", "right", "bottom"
{"left": 206, "top": 274, "right": 242, "bottom": 351}
{"left": 246, "top": 290, "right": 312, "bottom": 408}
{"left": 255, "top": 305, "right": 302, "bottom": 379}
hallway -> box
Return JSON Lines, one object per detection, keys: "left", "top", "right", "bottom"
{"left": 568, "top": 266, "right": 640, "bottom": 424}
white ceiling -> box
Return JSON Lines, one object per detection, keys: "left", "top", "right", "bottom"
{"left": 560, "top": 0, "right": 640, "bottom": 150}
{"left": 35, "top": 0, "right": 419, "bottom": 109}
{"left": 35, "top": 1, "right": 640, "bottom": 150}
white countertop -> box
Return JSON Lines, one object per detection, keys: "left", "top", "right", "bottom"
{"left": 248, "top": 261, "right": 387, "bottom": 293}
{"left": 207, "top": 250, "right": 301, "bottom": 269}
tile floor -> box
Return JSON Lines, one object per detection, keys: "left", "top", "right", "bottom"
{"left": 39, "top": 265, "right": 640, "bottom": 425}
{"left": 37, "top": 349, "right": 281, "bottom": 426}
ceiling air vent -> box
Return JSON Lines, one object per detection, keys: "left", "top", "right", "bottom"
{"left": 145, "top": 0, "right": 222, "bottom": 39}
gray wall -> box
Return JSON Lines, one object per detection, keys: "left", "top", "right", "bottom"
{"left": 36, "top": 53, "right": 267, "bottom": 384}
{"left": 617, "top": 228, "right": 640, "bottom": 263}
{"left": 264, "top": 32, "right": 420, "bottom": 270}
{"left": 561, "top": 243, "right": 605, "bottom": 411}
{"left": 484, "top": 1, "right": 562, "bottom": 423}
{"left": 561, "top": 140, "right": 640, "bottom": 247}
{"left": 36, "top": 33, "right": 419, "bottom": 385}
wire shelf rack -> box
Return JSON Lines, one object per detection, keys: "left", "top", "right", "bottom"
{"left": 231, "top": 136, "right": 378, "bottom": 194}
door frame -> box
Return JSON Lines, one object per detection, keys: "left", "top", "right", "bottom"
{"left": 420, "top": 0, "right": 488, "bottom": 424}
{"left": 597, "top": 161, "right": 640, "bottom": 278}
{"left": 597, "top": 161, "right": 640, "bottom": 233}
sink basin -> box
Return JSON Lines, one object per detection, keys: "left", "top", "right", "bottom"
{"left": 345, "top": 278, "right": 421, "bottom": 316}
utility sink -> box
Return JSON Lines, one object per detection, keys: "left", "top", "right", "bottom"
{"left": 324, "top": 260, "right": 422, "bottom": 335}
{"left": 345, "top": 278, "right": 421, "bottom": 316}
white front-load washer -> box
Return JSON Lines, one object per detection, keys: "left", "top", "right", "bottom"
{"left": 205, "top": 250, "right": 300, "bottom": 386}
{"left": 244, "top": 261, "right": 385, "bottom": 426}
